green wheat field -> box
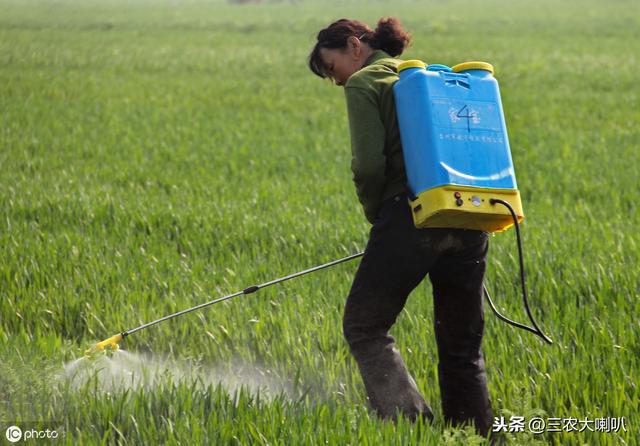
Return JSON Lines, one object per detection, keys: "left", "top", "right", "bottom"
{"left": 1, "top": 0, "right": 638, "bottom": 444}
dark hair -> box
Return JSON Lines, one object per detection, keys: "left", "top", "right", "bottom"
{"left": 308, "top": 17, "right": 412, "bottom": 78}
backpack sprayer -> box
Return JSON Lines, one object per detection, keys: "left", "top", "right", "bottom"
{"left": 393, "top": 59, "right": 551, "bottom": 344}
{"left": 86, "top": 59, "right": 551, "bottom": 356}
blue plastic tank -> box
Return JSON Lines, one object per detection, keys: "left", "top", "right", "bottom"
{"left": 393, "top": 60, "right": 523, "bottom": 232}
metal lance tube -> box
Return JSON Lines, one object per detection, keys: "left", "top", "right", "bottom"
{"left": 85, "top": 252, "right": 365, "bottom": 355}
{"left": 85, "top": 215, "right": 553, "bottom": 357}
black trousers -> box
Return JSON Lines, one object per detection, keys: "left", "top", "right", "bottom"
{"left": 343, "top": 194, "right": 493, "bottom": 437}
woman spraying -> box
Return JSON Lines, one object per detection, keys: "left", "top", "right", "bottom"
{"left": 308, "top": 18, "right": 494, "bottom": 437}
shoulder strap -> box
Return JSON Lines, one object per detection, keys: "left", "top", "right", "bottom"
{"left": 374, "top": 58, "right": 401, "bottom": 74}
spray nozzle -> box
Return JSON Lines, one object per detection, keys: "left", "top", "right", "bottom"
{"left": 85, "top": 333, "right": 124, "bottom": 357}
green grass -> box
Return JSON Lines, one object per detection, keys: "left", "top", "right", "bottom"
{"left": 1, "top": 0, "right": 638, "bottom": 444}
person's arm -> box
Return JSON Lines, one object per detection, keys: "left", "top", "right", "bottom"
{"left": 344, "top": 83, "right": 386, "bottom": 223}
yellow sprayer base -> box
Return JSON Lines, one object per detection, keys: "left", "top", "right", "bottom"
{"left": 410, "top": 185, "right": 524, "bottom": 233}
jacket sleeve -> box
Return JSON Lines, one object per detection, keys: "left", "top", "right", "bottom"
{"left": 344, "top": 84, "right": 387, "bottom": 223}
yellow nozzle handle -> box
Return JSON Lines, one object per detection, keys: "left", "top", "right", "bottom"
{"left": 85, "top": 333, "right": 124, "bottom": 356}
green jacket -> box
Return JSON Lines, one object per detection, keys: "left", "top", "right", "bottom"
{"left": 344, "top": 50, "right": 406, "bottom": 223}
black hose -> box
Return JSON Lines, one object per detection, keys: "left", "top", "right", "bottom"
{"left": 485, "top": 198, "right": 553, "bottom": 344}
{"left": 122, "top": 203, "right": 551, "bottom": 345}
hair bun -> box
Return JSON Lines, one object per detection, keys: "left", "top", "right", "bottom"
{"left": 373, "top": 17, "right": 411, "bottom": 57}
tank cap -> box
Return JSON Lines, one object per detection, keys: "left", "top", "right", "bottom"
{"left": 451, "top": 61, "right": 494, "bottom": 75}
{"left": 398, "top": 60, "right": 427, "bottom": 72}
{"left": 427, "top": 64, "right": 452, "bottom": 72}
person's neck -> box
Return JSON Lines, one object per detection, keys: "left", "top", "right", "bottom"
{"left": 359, "top": 46, "right": 375, "bottom": 68}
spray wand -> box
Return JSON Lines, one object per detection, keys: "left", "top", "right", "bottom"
{"left": 86, "top": 202, "right": 551, "bottom": 355}
{"left": 85, "top": 252, "right": 364, "bottom": 356}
